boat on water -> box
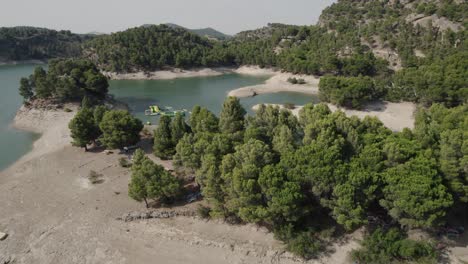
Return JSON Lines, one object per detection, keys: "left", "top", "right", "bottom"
{"left": 144, "top": 105, "right": 187, "bottom": 117}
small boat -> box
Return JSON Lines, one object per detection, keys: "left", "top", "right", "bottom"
{"left": 145, "top": 105, "right": 161, "bottom": 116}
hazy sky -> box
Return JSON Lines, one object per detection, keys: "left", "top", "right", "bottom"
{"left": 1, "top": 0, "right": 336, "bottom": 35}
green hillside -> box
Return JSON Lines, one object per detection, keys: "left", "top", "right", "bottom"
{"left": 0, "top": 26, "right": 92, "bottom": 61}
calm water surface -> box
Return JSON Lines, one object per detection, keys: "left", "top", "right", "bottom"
{"left": 0, "top": 64, "right": 40, "bottom": 171}
{"left": 109, "top": 73, "right": 319, "bottom": 123}
{"left": 0, "top": 66, "right": 318, "bottom": 171}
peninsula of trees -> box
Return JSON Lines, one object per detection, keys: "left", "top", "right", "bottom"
{"left": 19, "top": 58, "right": 109, "bottom": 103}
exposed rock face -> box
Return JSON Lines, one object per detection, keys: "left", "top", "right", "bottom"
{"left": 406, "top": 13, "right": 464, "bottom": 32}
{"left": 361, "top": 36, "right": 402, "bottom": 71}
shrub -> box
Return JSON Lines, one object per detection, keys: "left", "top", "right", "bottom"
{"left": 297, "top": 78, "right": 306, "bottom": 84}
{"left": 197, "top": 205, "right": 212, "bottom": 219}
{"left": 88, "top": 170, "right": 104, "bottom": 184}
{"left": 287, "top": 77, "right": 298, "bottom": 84}
{"left": 351, "top": 228, "right": 438, "bottom": 263}
{"left": 119, "top": 157, "right": 131, "bottom": 168}
{"left": 64, "top": 108, "right": 73, "bottom": 112}
{"left": 286, "top": 232, "right": 324, "bottom": 260}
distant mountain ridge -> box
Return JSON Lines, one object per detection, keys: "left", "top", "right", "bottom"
{"left": 164, "top": 23, "right": 231, "bottom": 40}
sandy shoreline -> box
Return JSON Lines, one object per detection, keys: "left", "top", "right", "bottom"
{"left": 103, "top": 67, "right": 235, "bottom": 80}
{"left": 104, "top": 65, "right": 322, "bottom": 100}
{"left": 0, "top": 59, "right": 46, "bottom": 66}
{"left": 11, "top": 104, "right": 78, "bottom": 163}
{"left": 229, "top": 67, "right": 320, "bottom": 97}
{"left": 252, "top": 101, "right": 417, "bottom": 132}
{"left": 103, "top": 66, "right": 320, "bottom": 99}
{"left": 103, "top": 65, "right": 278, "bottom": 81}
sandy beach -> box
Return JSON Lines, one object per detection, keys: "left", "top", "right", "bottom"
{"left": 0, "top": 59, "right": 46, "bottom": 66}
{"left": 0, "top": 106, "right": 365, "bottom": 264}
{"left": 229, "top": 66, "right": 320, "bottom": 97}
{"left": 103, "top": 66, "right": 273, "bottom": 81}
{"left": 252, "top": 101, "right": 417, "bottom": 132}
{"left": 103, "top": 67, "right": 234, "bottom": 80}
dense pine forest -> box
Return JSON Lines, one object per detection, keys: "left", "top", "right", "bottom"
{"left": 144, "top": 97, "right": 466, "bottom": 262}
{"left": 0, "top": 27, "right": 93, "bottom": 61}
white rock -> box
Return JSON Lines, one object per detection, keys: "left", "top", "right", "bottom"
{"left": 0, "top": 232, "right": 8, "bottom": 241}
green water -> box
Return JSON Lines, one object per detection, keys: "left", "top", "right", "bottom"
{"left": 0, "top": 66, "right": 318, "bottom": 171}
{"left": 0, "top": 64, "right": 40, "bottom": 171}
{"left": 109, "top": 74, "right": 319, "bottom": 123}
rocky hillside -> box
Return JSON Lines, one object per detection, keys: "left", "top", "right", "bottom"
{"left": 318, "top": 0, "right": 467, "bottom": 69}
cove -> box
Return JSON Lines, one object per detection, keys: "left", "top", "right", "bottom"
{"left": 109, "top": 73, "right": 319, "bottom": 123}
{"left": 0, "top": 66, "right": 318, "bottom": 171}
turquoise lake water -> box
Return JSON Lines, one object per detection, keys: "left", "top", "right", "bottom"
{"left": 0, "top": 65, "right": 318, "bottom": 171}
{"left": 0, "top": 64, "right": 40, "bottom": 171}
{"left": 109, "top": 74, "right": 319, "bottom": 122}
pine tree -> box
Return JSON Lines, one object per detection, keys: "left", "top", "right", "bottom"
{"left": 19, "top": 77, "right": 33, "bottom": 100}
{"left": 68, "top": 108, "right": 101, "bottom": 151}
{"left": 153, "top": 116, "right": 175, "bottom": 159}
{"left": 171, "top": 112, "right": 189, "bottom": 145}
{"left": 219, "top": 97, "right": 246, "bottom": 141}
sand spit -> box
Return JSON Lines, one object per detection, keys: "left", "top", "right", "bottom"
{"left": 229, "top": 66, "right": 320, "bottom": 97}
{"left": 12, "top": 104, "right": 78, "bottom": 162}
{"left": 252, "top": 101, "right": 416, "bottom": 132}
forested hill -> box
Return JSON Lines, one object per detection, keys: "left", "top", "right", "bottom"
{"left": 319, "top": 0, "right": 467, "bottom": 69}
{"left": 0, "top": 27, "right": 93, "bottom": 62}
{"left": 83, "top": 25, "right": 223, "bottom": 72}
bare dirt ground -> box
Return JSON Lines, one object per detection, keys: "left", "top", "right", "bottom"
{"left": 0, "top": 107, "right": 363, "bottom": 264}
